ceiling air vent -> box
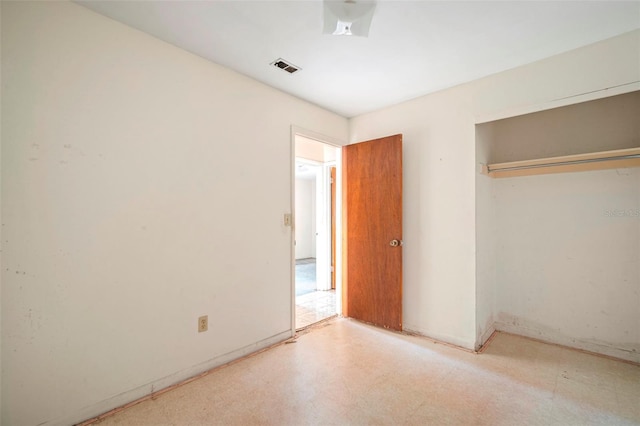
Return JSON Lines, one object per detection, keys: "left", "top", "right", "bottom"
{"left": 271, "top": 58, "right": 300, "bottom": 74}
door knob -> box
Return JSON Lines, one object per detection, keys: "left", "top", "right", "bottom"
{"left": 389, "top": 239, "right": 403, "bottom": 247}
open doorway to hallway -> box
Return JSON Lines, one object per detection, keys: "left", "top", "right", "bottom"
{"left": 294, "top": 135, "right": 339, "bottom": 329}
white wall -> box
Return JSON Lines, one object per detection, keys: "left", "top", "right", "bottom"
{"left": 494, "top": 169, "right": 640, "bottom": 362}
{"left": 295, "top": 177, "right": 315, "bottom": 259}
{"left": 0, "top": 2, "right": 347, "bottom": 425}
{"left": 350, "top": 29, "right": 640, "bottom": 350}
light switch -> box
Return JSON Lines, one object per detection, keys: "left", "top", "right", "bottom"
{"left": 284, "top": 214, "right": 292, "bottom": 227}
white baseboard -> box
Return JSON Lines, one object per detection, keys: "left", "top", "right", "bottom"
{"left": 59, "top": 330, "right": 292, "bottom": 426}
{"left": 403, "top": 326, "right": 476, "bottom": 351}
{"left": 494, "top": 321, "right": 640, "bottom": 364}
{"left": 476, "top": 324, "right": 496, "bottom": 351}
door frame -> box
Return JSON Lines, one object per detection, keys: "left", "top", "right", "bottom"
{"left": 290, "top": 126, "right": 346, "bottom": 334}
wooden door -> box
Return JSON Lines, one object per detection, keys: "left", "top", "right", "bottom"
{"left": 342, "top": 134, "right": 402, "bottom": 330}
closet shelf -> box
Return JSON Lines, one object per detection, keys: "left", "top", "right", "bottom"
{"left": 483, "top": 147, "right": 640, "bottom": 178}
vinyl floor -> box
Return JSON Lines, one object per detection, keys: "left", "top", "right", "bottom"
{"left": 93, "top": 318, "right": 640, "bottom": 425}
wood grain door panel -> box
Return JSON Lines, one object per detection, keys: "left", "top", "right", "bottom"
{"left": 343, "top": 134, "right": 402, "bottom": 330}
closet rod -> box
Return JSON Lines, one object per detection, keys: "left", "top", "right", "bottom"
{"left": 487, "top": 153, "right": 640, "bottom": 173}
{"left": 485, "top": 147, "right": 640, "bottom": 178}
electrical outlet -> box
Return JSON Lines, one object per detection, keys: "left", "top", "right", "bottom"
{"left": 198, "top": 315, "right": 208, "bottom": 333}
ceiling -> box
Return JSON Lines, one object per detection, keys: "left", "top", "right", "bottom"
{"left": 77, "top": 1, "right": 640, "bottom": 118}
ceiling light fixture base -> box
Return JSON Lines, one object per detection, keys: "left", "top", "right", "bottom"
{"left": 323, "top": 0, "right": 377, "bottom": 37}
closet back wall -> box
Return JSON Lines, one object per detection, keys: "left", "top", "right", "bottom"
{"left": 483, "top": 92, "right": 640, "bottom": 362}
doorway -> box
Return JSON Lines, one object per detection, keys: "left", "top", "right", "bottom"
{"left": 294, "top": 134, "right": 339, "bottom": 329}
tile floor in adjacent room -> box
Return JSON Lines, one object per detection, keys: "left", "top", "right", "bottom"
{"left": 295, "top": 290, "right": 337, "bottom": 329}
{"left": 295, "top": 257, "right": 337, "bottom": 329}
{"left": 92, "top": 318, "right": 640, "bottom": 426}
